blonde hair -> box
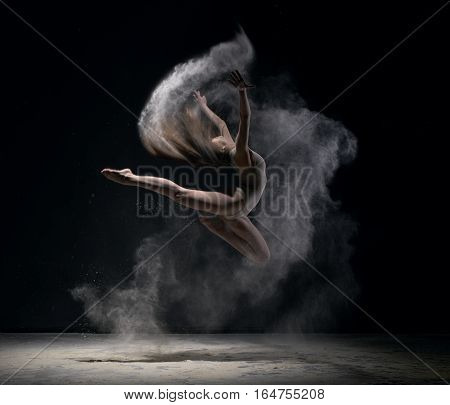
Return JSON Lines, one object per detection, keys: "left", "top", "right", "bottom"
{"left": 139, "top": 106, "right": 231, "bottom": 167}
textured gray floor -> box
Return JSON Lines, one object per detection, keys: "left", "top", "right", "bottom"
{"left": 0, "top": 334, "right": 449, "bottom": 384}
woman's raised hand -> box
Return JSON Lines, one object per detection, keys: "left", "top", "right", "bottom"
{"left": 193, "top": 90, "right": 207, "bottom": 107}
{"left": 227, "top": 70, "right": 255, "bottom": 90}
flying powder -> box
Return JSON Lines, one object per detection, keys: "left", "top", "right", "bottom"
{"left": 72, "top": 30, "right": 358, "bottom": 333}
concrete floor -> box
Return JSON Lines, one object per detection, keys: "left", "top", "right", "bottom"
{"left": 0, "top": 333, "right": 449, "bottom": 384}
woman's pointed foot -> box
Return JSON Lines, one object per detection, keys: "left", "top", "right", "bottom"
{"left": 101, "top": 168, "right": 138, "bottom": 186}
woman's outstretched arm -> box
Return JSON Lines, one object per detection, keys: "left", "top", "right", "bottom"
{"left": 228, "top": 70, "right": 254, "bottom": 167}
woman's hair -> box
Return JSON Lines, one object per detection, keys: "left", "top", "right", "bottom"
{"left": 139, "top": 106, "right": 231, "bottom": 167}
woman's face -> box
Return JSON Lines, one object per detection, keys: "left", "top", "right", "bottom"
{"left": 211, "top": 136, "right": 230, "bottom": 153}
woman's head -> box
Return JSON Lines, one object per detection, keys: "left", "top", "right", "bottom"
{"left": 211, "top": 135, "right": 233, "bottom": 153}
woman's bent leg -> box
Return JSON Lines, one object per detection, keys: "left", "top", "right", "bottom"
{"left": 223, "top": 217, "right": 270, "bottom": 264}
{"left": 199, "top": 215, "right": 270, "bottom": 264}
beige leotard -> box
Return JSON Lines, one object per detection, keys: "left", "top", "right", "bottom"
{"left": 229, "top": 147, "right": 267, "bottom": 217}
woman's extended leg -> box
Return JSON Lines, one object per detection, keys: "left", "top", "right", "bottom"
{"left": 199, "top": 215, "right": 270, "bottom": 264}
{"left": 101, "top": 168, "right": 245, "bottom": 217}
{"left": 102, "top": 168, "right": 270, "bottom": 264}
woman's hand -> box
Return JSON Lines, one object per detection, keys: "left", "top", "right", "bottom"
{"left": 227, "top": 70, "right": 254, "bottom": 90}
{"left": 193, "top": 90, "right": 207, "bottom": 107}
{"left": 101, "top": 168, "right": 138, "bottom": 186}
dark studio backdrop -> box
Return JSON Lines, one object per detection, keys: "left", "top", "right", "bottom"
{"left": 0, "top": 1, "right": 448, "bottom": 333}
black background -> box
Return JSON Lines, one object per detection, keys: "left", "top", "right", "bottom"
{"left": 1, "top": 1, "right": 448, "bottom": 333}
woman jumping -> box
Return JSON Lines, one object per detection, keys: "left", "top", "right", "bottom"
{"left": 102, "top": 71, "right": 270, "bottom": 264}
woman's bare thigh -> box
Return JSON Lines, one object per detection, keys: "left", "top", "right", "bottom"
{"left": 177, "top": 187, "right": 245, "bottom": 216}
{"left": 199, "top": 215, "right": 270, "bottom": 264}
{"left": 222, "top": 217, "right": 270, "bottom": 261}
